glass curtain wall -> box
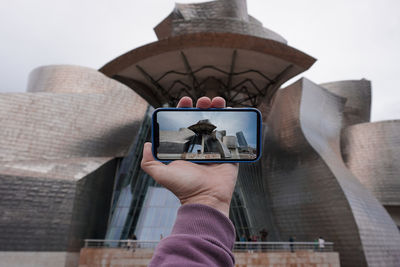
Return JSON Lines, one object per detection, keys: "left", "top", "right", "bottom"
{"left": 135, "top": 187, "right": 181, "bottom": 240}
{"left": 232, "top": 159, "right": 280, "bottom": 241}
{"left": 105, "top": 107, "right": 181, "bottom": 241}
{"left": 105, "top": 106, "right": 270, "bottom": 242}
{"left": 106, "top": 106, "right": 154, "bottom": 240}
{"left": 230, "top": 187, "right": 252, "bottom": 240}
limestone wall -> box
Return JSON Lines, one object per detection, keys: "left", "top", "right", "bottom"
{"left": 79, "top": 248, "right": 340, "bottom": 267}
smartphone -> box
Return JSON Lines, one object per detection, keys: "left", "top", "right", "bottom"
{"left": 152, "top": 108, "right": 262, "bottom": 162}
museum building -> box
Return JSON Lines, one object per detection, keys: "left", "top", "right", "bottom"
{"left": 1, "top": 0, "right": 400, "bottom": 266}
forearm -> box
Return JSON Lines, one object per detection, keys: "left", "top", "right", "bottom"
{"left": 149, "top": 204, "right": 236, "bottom": 267}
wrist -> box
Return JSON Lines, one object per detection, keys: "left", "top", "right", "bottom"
{"left": 170, "top": 203, "right": 236, "bottom": 252}
{"left": 181, "top": 195, "right": 231, "bottom": 217}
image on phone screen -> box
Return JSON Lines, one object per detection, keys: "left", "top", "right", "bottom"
{"left": 153, "top": 108, "right": 261, "bottom": 162}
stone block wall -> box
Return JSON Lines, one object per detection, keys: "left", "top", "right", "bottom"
{"left": 79, "top": 248, "right": 340, "bottom": 267}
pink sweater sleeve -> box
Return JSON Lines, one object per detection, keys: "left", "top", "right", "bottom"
{"left": 148, "top": 204, "right": 236, "bottom": 267}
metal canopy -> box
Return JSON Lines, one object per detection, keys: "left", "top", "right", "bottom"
{"left": 100, "top": 32, "right": 316, "bottom": 109}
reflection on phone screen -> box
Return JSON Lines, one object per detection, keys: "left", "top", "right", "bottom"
{"left": 156, "top": 110, "right": 258, "bottom": 161}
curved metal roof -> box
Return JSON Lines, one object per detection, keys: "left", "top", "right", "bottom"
{"left": 100, "top": 32, "right": 315, "bottom": 108}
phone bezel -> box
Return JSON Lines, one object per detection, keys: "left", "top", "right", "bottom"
{"left": 151, "top": 107, "right": 262, "bottom": 163}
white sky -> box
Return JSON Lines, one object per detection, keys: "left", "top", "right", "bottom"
{"left": 1, "top": 0, "right": 399, "bottom": 121}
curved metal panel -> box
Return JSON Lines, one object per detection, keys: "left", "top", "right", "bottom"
{"left": 0, "top": 66, "right": 148, "bottom": 161}
{"left": 320, "top": 79, "right": 371, "bottom": 127}
{"left": 342, "top": 120, "right": 400, "bottom": 228}
{"left": 262, "top": 78, "right": 400, "bottom": 267}
{"left": 101, "top": 0, "right": 315, "bottom": 109}
{"left": 27, "top": 65, "right": 133, "bottom": 96}
{"left": 154, "top": 0, "right": 287, "bottom": 43}
{"left": 100, "top": 33, "right": 315, "bottom": 108}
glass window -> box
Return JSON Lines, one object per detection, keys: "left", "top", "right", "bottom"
{"left": 134, "top": 186, "right": 181, "bottom": 240}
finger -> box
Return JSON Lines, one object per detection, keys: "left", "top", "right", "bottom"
{"left": 211, "top": 97, "right": 226, "bottom": 108}
{"left": 141, "top": 142, "right": 167, "bottom": 178}
{"left": 142, "top": 142, "right": 156, "bottom": 163}
{"left": 196, "top": 96, "right": 212, "bottom": 109}
{"left": 177, "top": 96, "right": 193, "bottom": 108}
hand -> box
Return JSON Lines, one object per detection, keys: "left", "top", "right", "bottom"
{"left": 141, "top": 96, "right": 239, "bottom": 217}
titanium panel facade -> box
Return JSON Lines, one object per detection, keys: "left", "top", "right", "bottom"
{"left": 27, "top": 65, "right": 133, "bottom": 96}
{"left": 101, "top": 0, "right": 315, "bottom": 109}
{"left": 0, "top": 65, "right": 147, "bottom": 162}
{"left": 320, "top": 79, "right": 371, "bottom": 127}
{"left": 154, "top": 0, "right": 287, "bottom": 43}
{"left": 262, "top": 78, "right": 400, "bottom": 266}
{"left": 342, "top": 121, "right": 400, "bottom": 230}
{"left": 0, "top": 159, "right": 116, "bottom": 252}
{"left": 342, "top": 121, "right": 400, "bottom": 206}
{"left": 2, "top": 1, "right": 399, "bottom": 267}
{"left": 0, "top": 65, "right": 149, "bottom": 266}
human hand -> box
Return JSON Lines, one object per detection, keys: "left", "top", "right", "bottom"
{"left": 141, "top": 96, "right": 239, "bottom": 217}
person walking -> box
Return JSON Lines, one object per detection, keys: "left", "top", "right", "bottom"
{"left": 318, "top": 237, "right": 325, "bottom": 252}
{"left": 289, "top": 236, "right": 295, "bottom": 252}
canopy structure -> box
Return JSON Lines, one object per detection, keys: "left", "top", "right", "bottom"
{"left": 100, "top": 0, "right": 316, "bottom": 110}
{"left": 188, "top": 119, "right": 216, "bottom": 135}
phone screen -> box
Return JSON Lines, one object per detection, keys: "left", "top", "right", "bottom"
{"left": 152, "top": 108, "right": 261, "bottom": 162}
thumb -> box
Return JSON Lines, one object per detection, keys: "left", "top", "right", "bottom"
{"left": 142, "top": 142, "right": 156, "bottom": 163}
{"left": 141, "top": 142, "right": 167, "bottom": 180}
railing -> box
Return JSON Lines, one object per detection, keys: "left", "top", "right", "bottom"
{"left": 84, "top": 240, "right": 334, "bottom": 252}
{"left": 233, "top": 242, "right": 334, "bottom": 252}
{"left": 84, "top": 239, "right": 158, "bottom": 249}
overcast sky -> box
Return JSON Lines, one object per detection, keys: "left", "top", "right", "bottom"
{"left": 1, "top": 0, "right": 399, "bottom": 121}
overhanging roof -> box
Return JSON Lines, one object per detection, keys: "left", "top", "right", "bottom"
{"left": 100, "top": 32, "right": 316, "bottom": 107}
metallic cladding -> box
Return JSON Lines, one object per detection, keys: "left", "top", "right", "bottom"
{"left": 0, "top": 159, "right": 116, "bottom": 252}
{"left": 154, "top": 0, "right": 287, "bottom": 43}
{"left": 342, "top": 120, "right": 400, "bottom": 206}
{"left": 320, "top": 80, "right": 371, "bottom": 127}
{"left": 262, "top": 78, "right": 400, "bottom": 266}
{"left": 0, "top": 65, "right": 149, "bottom": 259}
